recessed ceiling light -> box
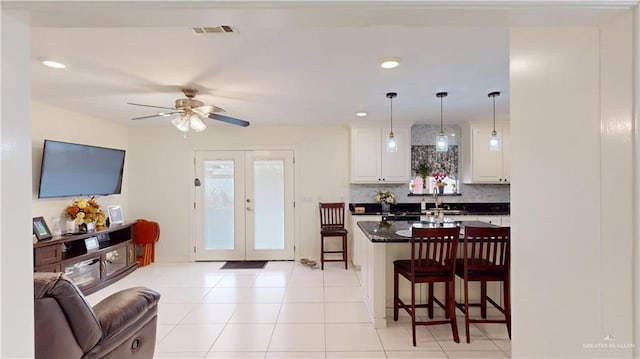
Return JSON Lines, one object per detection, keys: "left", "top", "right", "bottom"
{"left": 41, "top": 60, "right": 67, "bottom": 69}
{"left": 356, "top": 112, "right": 368, "bottom": 117}
{"left": 380, "top": 57, "right": 401, "bottom": 69}
{"left": 451, "top": 133, "right": 456, "bottom": 137}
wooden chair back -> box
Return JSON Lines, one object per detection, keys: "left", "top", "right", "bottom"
{"left": 410, "top": 227, "right": 460, "bottom": 275}
{"left": 319, "top": 202, "right": 346, "bottom": 229}
{"left": 462, "top": 226, "right": 510, "bottom": 273}
{"left": 134, "top": 219, "right": 160, "bottom": 245}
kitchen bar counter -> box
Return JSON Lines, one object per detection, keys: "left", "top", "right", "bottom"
{"left": 349, "top": 202, "right": 509, "bottom": 216}
{"left": 357, "top": 220, "right": 494, "bottom": 242}
{"left": 354, "top": 220, "right": 503, "bottom": 328}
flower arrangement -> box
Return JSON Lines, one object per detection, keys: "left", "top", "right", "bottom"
{"left": 65, "top": 197, "right": 107, "bottom": 228}
{"left": 433, "top": 172, "right": 448, "bottom": 186}
{"left": 374, "top": 190, "right": 396, "bottom": 204}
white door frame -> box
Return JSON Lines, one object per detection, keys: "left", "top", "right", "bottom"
{"left": 189, "top": 145, "right": 299, "bottom": 262}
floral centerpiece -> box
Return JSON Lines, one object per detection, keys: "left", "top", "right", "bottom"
{"left": 65, "top": 197, "right": 107, "bottom": 230}
{"left": 375, "top": 190, "right": 395, "bottom": 214}
{"left": 432, "top": 172, "right": 448, "bottom": 194}
{"left": 374, "top": 190, "right": 396, "bottom": 204}
{"left": 433, "top": 172, "right": 448, "bottom": 185}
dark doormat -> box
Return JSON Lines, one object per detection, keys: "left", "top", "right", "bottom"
{"left": 220, "top": 260, "right": 268, "bottom": 269}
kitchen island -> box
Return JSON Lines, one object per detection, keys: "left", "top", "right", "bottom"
{"left": 355, "top": 220, "right": 496, "bottom": 328}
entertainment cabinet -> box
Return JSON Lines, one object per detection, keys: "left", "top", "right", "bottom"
{"left": 33, "top": 222, "right": 137, "bottom": 295}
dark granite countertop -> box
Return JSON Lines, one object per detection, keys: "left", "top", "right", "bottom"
{"left": 357, "top": 220, "right": 496, "bottom": 242}
{"left": 349, "top": 202, "right": 510, "bottom": 216}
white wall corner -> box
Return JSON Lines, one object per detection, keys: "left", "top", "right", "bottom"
{"left": 1, "top": 9, "right": 34, "bottom": 358}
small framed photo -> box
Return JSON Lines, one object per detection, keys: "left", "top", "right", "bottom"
{"left": 107, "top": 205, "right": 124, "bottom": 225}
{"left": 33, "top": 217, "right": 53, "bottom": 241}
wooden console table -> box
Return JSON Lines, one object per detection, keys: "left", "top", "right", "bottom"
{"left": 33, "top": 221, "right": 138, "bottom": 295}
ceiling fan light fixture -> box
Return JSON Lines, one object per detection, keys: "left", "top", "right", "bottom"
{"left": 171, "top": 114, "right": 190, "bottom": 132}
{"left": 190, "top": 114, "right": 207, "bottom": 132}
{"left": 128, "top": 88, "right": 250, "bottom": 128}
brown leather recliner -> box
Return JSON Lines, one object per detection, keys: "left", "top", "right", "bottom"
{"left": 34, "top": 272, "right": 161, "bottom": 359}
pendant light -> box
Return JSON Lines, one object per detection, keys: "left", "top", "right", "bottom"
{"left": 435, "top": 92, "right": 448, "bottom": 152}
{"left": 488, "top": 91, "right": 501, "bottom": 151}
{"left": 386, "top": 92, "right": 398, "bottom": 152}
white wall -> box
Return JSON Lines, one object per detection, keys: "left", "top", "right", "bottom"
{"left": 31, "top": 102, "right": 130, "bottom": 230}
{"left": 1, "top": 9, "right": 34, "bottom": 358}
{"left": 510, "top": 13, "right": 634, "bottom": 358}
{"left": 127, "top": 125, "right": 350, "bottom": 262}
{"left": 598, "top": 11, "right": 634, "bottom": 350}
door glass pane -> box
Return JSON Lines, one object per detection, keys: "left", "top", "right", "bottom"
{"left": 253, "top": 160, "right": 284, "bottom": 250}
{"left": 204, "top": 160, "right": 234, "bottom": 250}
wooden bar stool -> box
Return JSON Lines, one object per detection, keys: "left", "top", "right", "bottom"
{"left": 393, "top": 226, "right": 461, "bottom": 346}
{"left": 455, "top": 226, "right": 511, "bottom": 343}
{"left": 319, "top": 202, "right": 348, "bottom": 270}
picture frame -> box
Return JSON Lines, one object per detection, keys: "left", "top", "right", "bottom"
{"left": 107, "top": 205, "right": 124, "bottom": 225}
{"left": 32, "top": 216, "right": 53, "bottom": 241}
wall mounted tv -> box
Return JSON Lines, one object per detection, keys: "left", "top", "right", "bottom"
{"left": 38, "top": 140, "right": 126, "bottom": 198}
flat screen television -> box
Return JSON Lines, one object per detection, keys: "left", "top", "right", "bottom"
{"left": 38, "top": 140, "right": 126, "bottom": 198}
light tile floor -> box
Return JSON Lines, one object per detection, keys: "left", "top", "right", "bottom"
{"left": 87, "top": 261, "right": 511, "bottom": 359}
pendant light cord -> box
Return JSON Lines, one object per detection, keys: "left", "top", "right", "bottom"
{"left": 440, "top": 96, "right": 444, "bottom": 133}
{"left": 489, "top": 91, "right": 500, "bottom": 133}
{"left": 492, "top": 95, "right": 496, "bottom": 132}
{"left": 390, "top": 96, "right": 393, "bottom": 133}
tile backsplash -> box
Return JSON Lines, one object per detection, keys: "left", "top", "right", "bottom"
{"left": 349, "top": 124, "right": 510, "bottom": 204}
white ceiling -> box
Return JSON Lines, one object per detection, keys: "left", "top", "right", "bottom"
{"left": 16, "top": 1, "right": 634, "bottom": 129}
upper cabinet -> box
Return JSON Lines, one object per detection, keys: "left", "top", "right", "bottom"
{"left": 351, "top": 127, "right": 411, "bottom": 183}
{"left": 462, "top": 121, "right": 510, "bottom": 184}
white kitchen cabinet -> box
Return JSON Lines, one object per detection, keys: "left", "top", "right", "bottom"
{"left": 351, "top": 127, "right": 411, "bottom": 183}
{"left": 462, "top": 121, "right": 510, "bottom": 184}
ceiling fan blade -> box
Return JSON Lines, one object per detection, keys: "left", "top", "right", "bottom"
{"left": 131, "top": 111, "right": 181, "bottom": 120}
{"left": 208, "top": 113, "right": 250, "bottom": 127}
{"left": 193, "top": 105, "right": 226, "bottom": 116}
{"left": 127, "top": 102, "right": 177, "bottom": 111}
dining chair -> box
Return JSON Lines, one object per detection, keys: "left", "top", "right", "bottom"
{"left": 318, "top": 202, "right": 348, "bottom": 270}
{"left": 455, "top": 226, "right": 511, "bottom": 343}
{"left": 393, "top": 226, "right": 461, "bottom": 346}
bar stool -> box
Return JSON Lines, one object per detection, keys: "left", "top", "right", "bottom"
{"left": 393, "top": 226, "right": 461, "bottom": 346}
{"left": 319, "top": 202, "right": 348, "bottom": 270}
{"left": 455, "top": 226, "right": 511, "bottom": 343}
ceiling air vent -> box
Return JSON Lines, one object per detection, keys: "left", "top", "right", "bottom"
{"left": 192, "top": 25, "right": 235, "bottom": 35}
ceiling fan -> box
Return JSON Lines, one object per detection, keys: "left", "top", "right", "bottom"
{"left": 128, "top": 88, "right": 250, "bottom": 132}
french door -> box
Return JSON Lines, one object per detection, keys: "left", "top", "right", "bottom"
{"left": 194, "top": 150, "right": 294, "bottom": 261}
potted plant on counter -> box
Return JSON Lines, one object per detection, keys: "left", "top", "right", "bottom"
{"left": 417, "top": 162, "right": 431, "bottom": 190}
